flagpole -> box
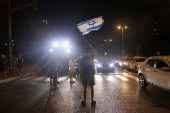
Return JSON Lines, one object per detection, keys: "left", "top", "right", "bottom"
{"left": 82, "top": 35, "right": 90, "bottom": 45}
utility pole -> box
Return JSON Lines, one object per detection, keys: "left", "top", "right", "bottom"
{"left": 8, "top": 0, "right": 34, "bottom": 74}
{"left": 137, "top": 46, "right": 138, "bottom": 56}
{"left": 122, "top": 28, "right": 124, "bottom": 56}
{"left": 9, "top": 0, "right": 12, "bottom": 73}
{"left": 118, "top": 26, "right": 127, "bottom": 56}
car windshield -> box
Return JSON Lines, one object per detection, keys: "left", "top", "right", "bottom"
{"left": 123, "top": 58, "right": 130, "bottom": 61}
{"left": 135, "top": 58, "right": 146, "bottom": 62}
{"left": 99, "top": 59, "right": 112, "bottom": 63}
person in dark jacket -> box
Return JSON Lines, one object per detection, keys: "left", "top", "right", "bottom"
{"left": 16, "top": 55, "right": 23, "bottom": 75}
{"left": 49, "top": 55, "right": 60, "bottom": 90}
{"left": 0, "top": 54, "right": 6, "bottom": 78}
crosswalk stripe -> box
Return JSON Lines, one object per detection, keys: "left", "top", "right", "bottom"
{"left": 122, "top": 74, "right": 138, "bottom": 81}
{"left": 0, "top": 78, "right": 13, "bottom": 83}
{"left": 20, "top": 75, "right": 39, "bottom": 80}
{"left": 95, "top": 75, "right": 103, "bottom": 81}
{"left": 12, "top": 74, "right": 29, "bottom": 80}
{"left": 115, "top": 75, "right": 129, "bottom": 81}
{"left": 103, "top": 75, "right": 115, "bottom": 81}
{"left": 33, "top": 75, "right": 48, "bottom": 81}
{"left": 0, "top": 75, "right": 29, "bottom": 84}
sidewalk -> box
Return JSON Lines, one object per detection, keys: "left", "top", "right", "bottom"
{"left": 4, "top": 64, "right": 40, "bottom": 76}
{"left": 3, "top": 64, "right": 69, "bottom": 79}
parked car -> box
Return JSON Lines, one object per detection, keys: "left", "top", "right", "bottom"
{"left": 128, "top": 57, "right": 146, "bottom": 72}
{"left": 118, "top": 57, "right": 131, "bottom": 68}
{"left": 138, "top": 56, "right": 170, "bottom": 90}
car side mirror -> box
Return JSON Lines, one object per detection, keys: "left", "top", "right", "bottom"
{"left": 160, "top": 67, "right": 169, "bottom": 71}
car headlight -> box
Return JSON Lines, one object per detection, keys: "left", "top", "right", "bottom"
{"left": 97, "top": 64, "right": 101, "bottom": 67}
{"left": 110, "top": 64, "right": 114, "bottom": 66}
{"left": 115, "top": 60, "right": 118, "bottom": 62}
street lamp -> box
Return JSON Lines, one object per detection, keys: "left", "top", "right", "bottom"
{"left": 118, "top": 26, "right": 127, "bottom": 55}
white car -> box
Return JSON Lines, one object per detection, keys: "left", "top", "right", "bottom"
{"left": 128, "top": 57, "right": 146, "bottom": 72}
{"left": 118, "top": 57, "right": 131, "bottom": 68}
{"left": 138, "top": 56, "right": 170, "bottom": 90}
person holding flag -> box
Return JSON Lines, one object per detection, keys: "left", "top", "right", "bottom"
{"left": 79, "top": 45, "right": 97, "bottom": 106}
{"left": 77, "top": 16, "right": 104, "bottom": 106}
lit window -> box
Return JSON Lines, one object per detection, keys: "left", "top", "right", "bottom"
{"left": 156, "top": 33, "right": 157, "bottom": 35}
{"left": 154, "top": 28, "right": 156, "bottom": 30}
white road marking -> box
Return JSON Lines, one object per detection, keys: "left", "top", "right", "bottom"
{"left": 103, "top": 75, "right": 115, "bottom": 81}
{"left": 0, "top": 74, "right": 29, "bottom": 84}
{"left": 122, "top": 74, "right": 138, "bottom": 81}
{"left": 95, "top": 75, "right": 103, "bottom": 81}
{"left": 46, "top": 76, "right": 68, "bottom": 82}
{"left": 20, "top": 75, "right": 39, "bottom": 80}
{"left": 33, "top": 75, "right": 48, "bottom": 81}
{"left": 115, "top": 75, "right": 129, "bottom": 81}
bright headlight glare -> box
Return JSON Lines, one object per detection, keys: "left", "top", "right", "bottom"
{"left": 97, "top": 64, "right": 101, "bottom": 67}
{"left": 110, "top": 64, "right": 114, "bottom": 66}
{"left": 123, "top": 63, "right": 126, "bottom": 65}
{"left": 53, "top": 43, "right": 58, "bottom": 47}
{"left": 62, "top": 42, "right": 69, "bottom": 47}
{"left": 115, "top": 60, "right": 118, "bottom": 62}
{"left": 67, "top": 49, "right": 70, "bottom": 53}
{"left": 50, "top": 49, "right": 53, "bottom": 52}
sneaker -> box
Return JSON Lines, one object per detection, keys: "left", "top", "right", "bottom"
{"left": 70, "top": 81, "right": 75, "bottom": 84}
{"left": 57, "top": 82, "right": 60, "bottom": 84}
{"left": 50, "top": 86, "right": 55, "bottom": 90}
{"left": 81, "top": 101, "right": 86, "bottom": 107}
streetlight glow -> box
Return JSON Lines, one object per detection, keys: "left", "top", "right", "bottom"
{"left": 117, "top": 25, "right": 128, "bottom": 55}
{"left": 50, "top": 49, "right": 53, "bottom": 52}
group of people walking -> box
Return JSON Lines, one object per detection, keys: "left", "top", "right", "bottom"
{"left": 49, "top": 44, "right": 97, "bottom": 106}
{"left": 0, "top": 54, "right": 23, "bottom": 79}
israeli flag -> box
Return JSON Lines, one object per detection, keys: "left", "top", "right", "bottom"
{"left": 77, "top": 16, "right": 104, "bottom": 35}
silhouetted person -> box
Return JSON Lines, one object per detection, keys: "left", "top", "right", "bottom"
{"left": 79, "top": 44, "right": 97, "bottom": 107}
{"left": 49, "top": 55, "right": 60, "bottom": 90}
{"left": 16, "top": 55, "right": 23, "bottom": 75}
{"left": 69, "top": 56, "right": 75, "bottom": 84}
{"left": 0, "top": 54, "right": 6, "bottom": 78}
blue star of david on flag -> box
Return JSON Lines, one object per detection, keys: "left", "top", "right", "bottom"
{"left": 87, "top": 21, "right": 96, "bottom": 27}
{"left": 77, "top": 16, "right": 104, "bottom": 35}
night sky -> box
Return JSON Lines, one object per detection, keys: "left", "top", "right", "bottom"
{"left": 0, "top": 0, "right": 168, "bottom": 55}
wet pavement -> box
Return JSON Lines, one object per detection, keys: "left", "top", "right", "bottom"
{"left": 0, "top": 65, "right": 170, "bottom": 113}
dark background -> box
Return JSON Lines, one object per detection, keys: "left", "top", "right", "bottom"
{"left": 0, "top": 0, "right": 170, "bottom": 59}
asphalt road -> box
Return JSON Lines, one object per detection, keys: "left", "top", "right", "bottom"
{"left": 0, "top": 66, "right": 170, "bottom": 113}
